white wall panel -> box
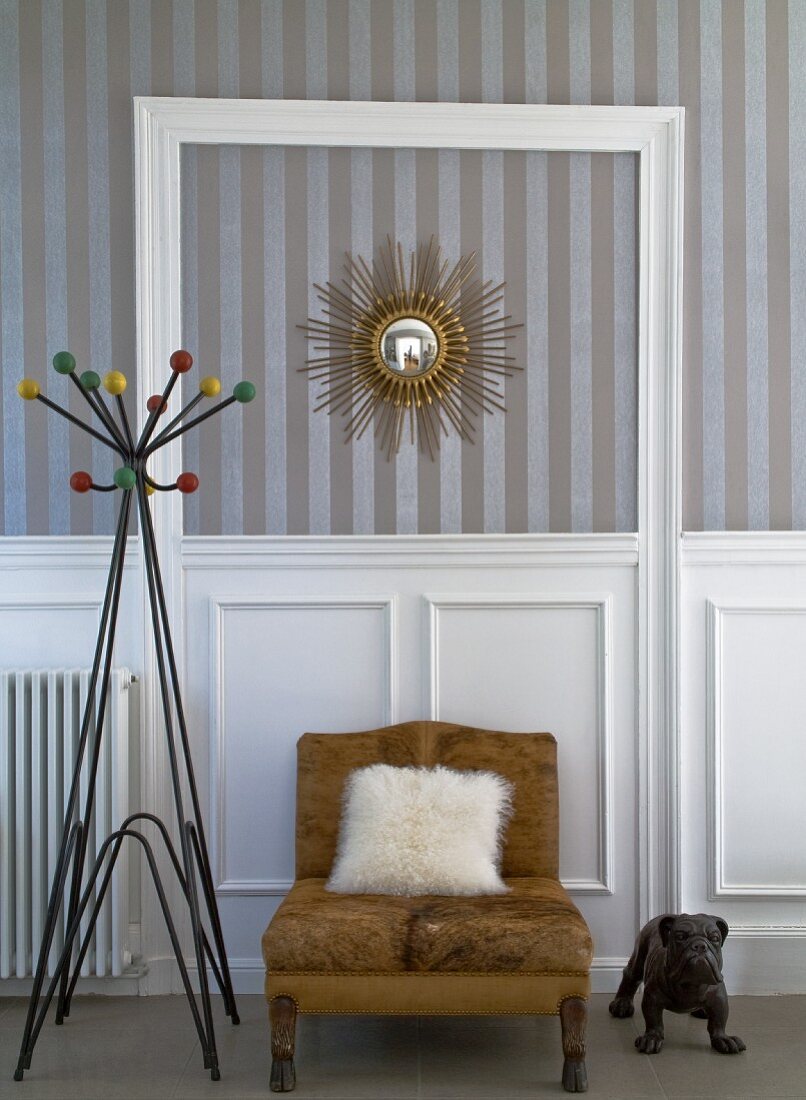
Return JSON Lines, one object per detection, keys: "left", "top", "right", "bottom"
{"left": 708, "top": 601, "right": 806, "bottom": 897}
{"left": 682, "top": 533, "right": 806, "bottom": 993}
{"left": 210, "top": 597, "right": 396, "bottom": 894}
{"left": 427, "top": 595, "right": 612, "bottom": 895}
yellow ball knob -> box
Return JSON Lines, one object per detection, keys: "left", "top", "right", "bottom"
{"left": 145, "top": 484, "right": 155, "bottom": 497}
{"left": 103, "top": 371, "right": 127, "bottom": 395}
{"left": 17, "top": 379, "right": 40, "bottom": 401}
{"left": 199, "top": 376, "right": 221, "bottom": 397}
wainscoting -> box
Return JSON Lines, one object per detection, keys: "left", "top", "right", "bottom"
{"left": 182, "top": 533, "right": 639, "bottom": 994}
{"left": 2, "top": 531, "right": 805, "bottom": 996}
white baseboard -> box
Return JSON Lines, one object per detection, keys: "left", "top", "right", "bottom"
{"left": 0, "top": 972, "right": 144, "bottom": 998}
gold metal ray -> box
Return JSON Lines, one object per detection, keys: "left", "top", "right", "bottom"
{"left": 299, "top": 237, "right": 522, "bottom": 457}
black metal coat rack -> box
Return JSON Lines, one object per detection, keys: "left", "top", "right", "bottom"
{"left": 13, "top": 350, "right": 256, "bottom": 1082}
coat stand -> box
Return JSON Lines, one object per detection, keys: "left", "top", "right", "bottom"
{"left": 13, "top": 350, "right": 256, "bottom": 1082}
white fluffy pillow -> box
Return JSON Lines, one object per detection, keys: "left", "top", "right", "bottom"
{"left": 326, "top": 764, "right": 514, "bottom": 896}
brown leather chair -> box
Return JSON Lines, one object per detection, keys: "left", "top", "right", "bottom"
{"left": 262, "top": 721, "right": 593, "bottom": 1093}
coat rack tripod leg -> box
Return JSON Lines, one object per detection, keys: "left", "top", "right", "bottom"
{"left": 15, "top": 491, "right": 131, "bottom": 1078}
{"left": 137, "top": 470, "right": 238, "bottom": 1022}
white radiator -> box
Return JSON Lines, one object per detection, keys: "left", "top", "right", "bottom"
{"left": 0, "top": 669, "right": 132, "bottom": 980}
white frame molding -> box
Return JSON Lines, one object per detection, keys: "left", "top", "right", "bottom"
{"left": 133, "top": 99, "right": 684, "bottom": 942}
{"left": 426, "top": 592, "right": 614, "bottom": 896}
{"left": 706, "top": 599, "right": 806, "bottom": 899}
{"left": 209, "top": 594, "right": 398, "bottom": 896}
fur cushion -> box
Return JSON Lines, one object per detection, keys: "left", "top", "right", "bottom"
{"left": 326, "top": 764, "right": 514, "bottom": 896}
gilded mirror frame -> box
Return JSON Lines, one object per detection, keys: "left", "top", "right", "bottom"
{"left": 300, "top": 237, "right": 521, "bottom": 458}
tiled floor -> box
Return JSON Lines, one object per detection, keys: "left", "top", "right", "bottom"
{"left": 0, "top": 993, "right": 803, "bottom": 1099}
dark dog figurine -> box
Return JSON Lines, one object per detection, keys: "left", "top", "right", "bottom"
{"left": 608, "top": 913, "right": 746, "bottom": 1056}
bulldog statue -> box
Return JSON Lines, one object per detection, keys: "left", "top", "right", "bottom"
{"left": 609, "top": 913, "right": 746, "bottom": 1056}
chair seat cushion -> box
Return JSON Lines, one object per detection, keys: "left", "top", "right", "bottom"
{"left": 262, "top": 877, "right": 593, "bottom": 975}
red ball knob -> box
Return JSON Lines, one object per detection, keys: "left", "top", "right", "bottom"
{"left": 70, "top": 471, "right": 92, "bottom": 494}
{"left": 176, "top": 472, "right": 199, "bottom": 494}
{"left": 170, "top": 349, "right": 193, "bottom": 374}
{"left": 147, "top": 394, "right": 167, "bottom": 414}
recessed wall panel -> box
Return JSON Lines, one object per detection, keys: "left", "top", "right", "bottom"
{"left": 213, "top": 599, "right": 394, "bottom": 892}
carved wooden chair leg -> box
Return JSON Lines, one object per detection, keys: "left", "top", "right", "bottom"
{"left": 560, "top": 996, "right": 589, "bottom": 1093}
{"left": 269, "top": 996, "right": 297, "bottom": 1092}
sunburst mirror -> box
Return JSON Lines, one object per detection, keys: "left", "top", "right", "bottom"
{"left": 300, "top": 237, "right": 521, "bottom": 458}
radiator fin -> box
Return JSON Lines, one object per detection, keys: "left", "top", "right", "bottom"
{"left": 0, "top": 669, "right": 131, "bottom": 980}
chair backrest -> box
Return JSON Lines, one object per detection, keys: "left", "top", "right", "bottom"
{"left": 294, "top": 721, "right": 559, "bottom": 881}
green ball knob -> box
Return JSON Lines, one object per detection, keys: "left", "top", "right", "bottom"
{"left": 233, "top": 381, "right": 256, "bottom": 403}
{"left": 52, "top": 351, "right": 76, "bottom": 375}
{"left": 113, "top": 466, "right": 137, "bottom": 491}
{"left": 80, "top": 370, "right": 101, "bottom": 391}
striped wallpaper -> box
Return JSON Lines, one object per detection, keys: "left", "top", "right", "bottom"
{"left": 181, "top": 144, "right": 638, "bottom": 534}
{"left": 0, "top": 1, "right": 804, "bottom": 534}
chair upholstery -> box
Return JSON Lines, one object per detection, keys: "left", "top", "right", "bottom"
{"left": 264, "top": 877, "right": 591, "bottom": 975}
{"left": 262, "top": 721, "right": 593, "bottom": 1093}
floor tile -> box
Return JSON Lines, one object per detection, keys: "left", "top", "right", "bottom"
{"left": 174, "top": 1013, "right": 419, "bottom": 1100}
{"left": 0, "top": 1021, "right": 196, "bottom": 1099}
{"left": 418, "top": 1016, "right": 664, "bottom": 1099}
{"left": 713, "top": 994, "right": 806, "bottom": 1031}
{"left": 641, "top": 1012, "right": 806, "bottom": 1098}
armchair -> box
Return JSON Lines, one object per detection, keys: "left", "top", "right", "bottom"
{"left": 261, "top": 721, "right": 593, "bottom": 1093}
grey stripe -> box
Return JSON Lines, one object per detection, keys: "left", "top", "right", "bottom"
{"left": 173, "top": 0, "right": 196, "bottom": 96}
{"left": 482, "top": 149, "right": 505, "bottom": 533}
{"left": 20, "top": 0, "right": 47, "bottom": 535}
{"left": 262, "top": 0, "right": 283, "bottom": 98}
{"left": 613, "top": 0, "right": 637, "bottom": 531}
{"left": 524, "top": 0, "right": 547, "bottom": 104}
{"left": 744, "top": 0, "right": 769, "bottom": 530}
{"left": 700, "top": 0, "right": 726, "bottom": 529}
{"left": 438, "top": 150, "right": 462, "bottom": 533}
{"left": 218, "top": 2, "right": 243, "bottom": 533}
{"left": 393, "top": 0, "right": 416, "bottom": 534}
{"left": 656, "top": 0, "right": 679, "bottom": 105}
{"left": 437, "top": 0, "right": 460, "bottom": 533}
{"left": 791, "top": 0, "right": 806, "bottom": 526}
{"left": 263, "top": 0, "right": 286, "bottom": 533}
{"left": 86, "top": 0, "right": 113, "bottom": 535}
{"left": 570, "top": 153, "right": 592, "bottom": 531}
{"left": 569, "top": 0, "right": 589, "bottom": 104}
{"left": 258, "top": 4, "right": 284, "bottom": 535}
{"left": 264, "top": 147, "right": 287, "bottom": 534}
{"left": 218, "top": 0, "right": 238, "bottom": 96}
{"left": 394, "top": 148, "right": 418, "bottom": 534}
{"left": 349, "top": 0, "right": 373, "bottom": 534}
{"left": 181, "top": 148, "right": 200, "bottom": 536}
{"left": 613, "top": 0, "right": 634, "bottom": 106}
{"left": 766, "top": 0, "right": 791, "bottom": 529}
{"left": 129, "top": 0, "right": 150, "bottom": 95}
{"left": 350, "top": 147, "right": 373, "bottom": 534}
{"left": 481, "top": 0, "right": 504, "bottom": 533}
{"left": 526, "top": 152, "right": 549, "bottom": 532}
{"left": 721, "top": 0, "right": 747, "bottom": 529}
{"left": 591, "top": 153, "right": 616, "bottom": 531}
{"left": 306, "top": 0, "right": 329, "bottom": 533}
{"left": 614, "top": 157, "right": 636, "bottom": 533}
{"left": 42, "top": 0, "right": 69, "bottom": 535}
{"left": 306, "top": 0, "right": 327, "bottom": 98}
{"left": 524, "top": 1, "right": 548, "bottom": 532}
{"left": 306, "top": 146, "right": 330, "bottom": 534}
{"left": 174, "top": 3, "right": 197, "bottom": 533}
{"left": 569, "top": 6, "right": 592, "bottom": 531}
{"left": 0, "top": 1, "right": 26, "bottom": 534}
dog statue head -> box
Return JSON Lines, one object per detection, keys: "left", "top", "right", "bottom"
{"left": 659, "top": 913, "right": 729, "bottom": 987}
